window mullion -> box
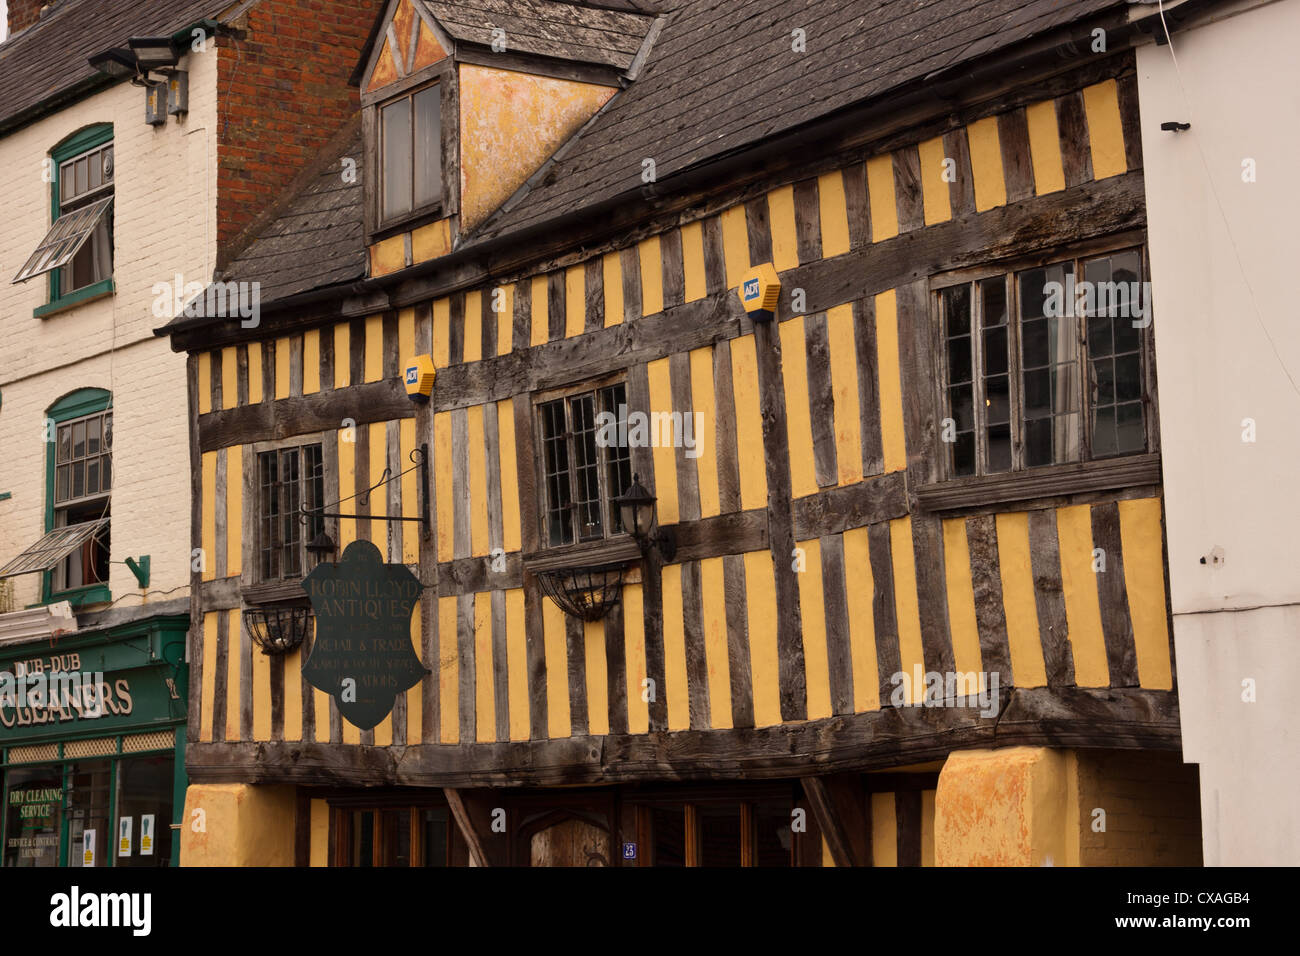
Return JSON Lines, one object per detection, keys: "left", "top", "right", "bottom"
{"left": 563, "top": 399, "right": 581, "bottom": 544}
{"left": 1008, "top": 274, "right": 1025, "bottom": 473}
{"left": 1076, "top": 258, "right": 1092, "bottom": 462}
{"left": 971, "top": 281, "right": 988, "bottom": 477}
{"left": 593, "top": 391, "right": 611, "bottom": 541}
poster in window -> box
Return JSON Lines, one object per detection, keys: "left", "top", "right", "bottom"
{"left": 140, "top": 814, "right": 154, "bottom": 856}
{"left": 83, "top": 829, "right": 96, "bottom": 867}
{"left": 118, "top": 816, "right": 132, "bottom": 856}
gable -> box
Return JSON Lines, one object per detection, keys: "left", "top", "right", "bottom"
{"left": 363, "top": 0, "right": 450, "bottom": 95}
{"left": 458, "top": 64, "right": 614, "bottom": 232}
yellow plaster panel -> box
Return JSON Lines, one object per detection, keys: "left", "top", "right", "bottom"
{"left": 180, "top": 784, "right": 296, "bottom": 867}
{"left": 871, "top": 793, "right": 897, "bottom": 866}
{"left": 934, "top": 747, "right": 1073, "bottom": 866}
{"left": 220, "top": 346, "right": 237, "bottom": 410}
{"left": 474, "top": 591, "right": 493, "bottom": 742}
{"left": 226, "top": 445, "right": 242, "bottom": 578}
{"left": 303, "top": 329, "right": 321, "bottom": 395}
{"left": 720, "top": 205, "right": 749, "bottom": 290}
{"left": 826, "top": 304, "right": 862, "bottom": 486}
{"left": 966, "top": 116, "right": 1007, "bottom": 211}
{"left": 584, "top": 618, "right": 610, "bottom": 736}
{"left": 1055, "top": 504, "right": 1111, "bottom": 687}
{"left": 779, "top": 316, "right": 818, "bottom": 498}
{"left": 744, "top": 550, "right": 782, "bottom": 728}
{"left": 495, "top": 284, "right": 514, "bottom": 356}
{"left": 818, "top": 170, "right": 851, "bottom": 257}
{"left": 681, "top": 222, "right": 707, "bottom": 301}
{"left": 623, "top": 583, "right": 649, "bottom": 734}
{"left": 689, "top": 347, "right": 720, "bottom": 519}
{"left": 463, "top": 290, "right": 483, "bottom": 363}
{"left": 767, "top": 184, "right": 799, "bottom": 271}
{"left": 369, "top": 234, "right": 407, "bottom": 277}
{"left": 875, "top": 290, "right": 907, "bottom": 473}
{"left": 367, "top": 36, "right": 399, "bottom": 93}
{"left": 795, "top": 538, "right": 831, "bottom": 720}
{"left": 275, "top": 336, "right": 291, "bottom": 400}
{"left": 412, "top": 19, "right": 448, "bottom": 73}
{"left": 995, "top": 512, "right": 1049, "bottom": 688}
{"left": 197, "top": 352, "right": 211, "bottom": 415}
{"left": 200, "top": 451, "right": 216, "bottom": 582}
{"left": 459, "top": 64, "right": 616, "bottom": 231}
{"left": 638, "top": 236, "right": 663, "bottom": 316}
{"left": 866, "top": 155, "right": 899, "bottom": 241}
{"left": 843, "top": 526, "right": 879, "bottom": 713}
{"left": 364, "top": 316, "right": 383, "bottom": 383}
{"left": 1026, "top": 99, "right": 1066, "bottom": 195}
{"left": 392, "top": 0, "right": 415, "bottom": 66}
{"left": 247, "top": 342, "right": 263, "bottom": 402}
{"left": 660, "top": 563, "right": 690, "bottom": 732}
{"left": 1083, "top": 79, "right": 1127, "bottom": 180}
{"left": 506, "top": 589, "right": 528, "bottom": 741}
{"left": 942, "top": 517, "right": 984, "bottom": 683}
{"left": 1118, "top": 498, "right": 1174, "bottom": 690}
{"left": 565, "top": 265, "right": 585, "bottom": 337}
{"left": 918, "top": 136, "right": 951, "bottom": 225}
{"left": 699, "top": 556, "right": 732, "bottom": 729}
{"left": 439, "top": 596, "right": 459, "bottom": 743}
{"left": 542, "top": 594, "right": 570, "bottom": 738}
{"left": 411, "top": 218, "right": 450, "bottom": 264}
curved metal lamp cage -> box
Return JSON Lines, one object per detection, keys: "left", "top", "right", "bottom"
{"left": 537, "top": 564, "right": 626, "bottom": 622}
{"left": 244, "top": 606, "right": 314, "bottom": 655}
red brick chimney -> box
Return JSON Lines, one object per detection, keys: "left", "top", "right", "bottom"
{"left": 6, "top": 0, "right": 50, "bottom": 37}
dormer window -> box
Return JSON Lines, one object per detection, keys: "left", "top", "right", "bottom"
{"left": 380, "top": 83, "right": 443, "bottom": 223}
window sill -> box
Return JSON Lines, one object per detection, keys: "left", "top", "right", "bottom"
{"left": 242, "top": 580, "right": 311, "bottom": 607}
{"left": 523, "top": 536, "right": 643, "bottom": 575}
{"left": 35, "top": 278, "right": 114, "bottom": 318}
{"left": 368, "top": 203, "right": 446, "bottom": 245}
{"left": 916, "top": 453, "right": 1162, "bottom": 512}
{"left": 45, "top": 583, "right": 111, "bottom": 610}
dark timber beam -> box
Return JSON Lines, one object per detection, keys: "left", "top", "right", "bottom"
{"left": 444, "top": 788, "right": 509, "bottom": 867}
{"left": 802, "top": 773, "right": 872, "bottom": 867}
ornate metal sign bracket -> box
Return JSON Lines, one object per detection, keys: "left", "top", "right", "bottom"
{"left": 300, "top": 442, "right": 430, "bottom": 536}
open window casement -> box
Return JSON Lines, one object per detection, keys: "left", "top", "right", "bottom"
{"left": 11, "top": 196, "right": 114, "bottom": 284}
{"left": 0, "top": 518, "right": 108, "bottom": 579}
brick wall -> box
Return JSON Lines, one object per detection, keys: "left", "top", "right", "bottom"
{"left": 216, "top": 0, "right": 381, "bottom": 262}
{"left": 6, "top": 0, "right": 46, "bottom": 37}
{"left": 1078, "top": 749, "right": 1203, "bottom": 866}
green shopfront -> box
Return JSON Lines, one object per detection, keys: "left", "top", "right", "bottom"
{"left": 0, "top": 614, "right": 187, "bottom": 867}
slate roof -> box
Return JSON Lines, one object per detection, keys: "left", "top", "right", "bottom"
{"left": 177, "top": 0, "right": 1130, "bottom": 313}
{"left": 0, "top": 0, "right": 225, "bottom": 134}
{"left": 420, "top": 0, "right": 656, "bottom": 69}
{"left": 472, "top": 0, "right": 1125, "bottom": 241}
{"left": 220, "top": 134, "right": 367, "bottom": 304}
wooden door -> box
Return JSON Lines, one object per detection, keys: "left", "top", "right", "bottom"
{"left": 529, "top": 817, "right": 610, "bottom": 867}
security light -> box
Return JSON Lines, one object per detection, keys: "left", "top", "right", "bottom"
{"left": 127, "top": 36, "right": 180, "bottom": 72}
{"left": 88, "top": 48, "right": 138, "bottom": 80}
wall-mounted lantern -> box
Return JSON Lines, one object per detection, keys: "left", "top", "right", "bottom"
{"left": 615, "top": 474, "right": 676, "bottom": 562}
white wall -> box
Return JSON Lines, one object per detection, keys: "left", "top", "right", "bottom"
{"left": 1137, "top": 0, "right": 1300, "bottom": 865}
{"left": 0, "top": 45, "right": 217, "bottom": 612}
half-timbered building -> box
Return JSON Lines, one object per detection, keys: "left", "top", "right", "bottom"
{"left": 164, "top": 0, "right": 1209, "bottom": 866}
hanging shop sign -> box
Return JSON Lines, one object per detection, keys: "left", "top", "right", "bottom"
{"left": 301, "top": 540, "right": 428, "bottom": 730}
